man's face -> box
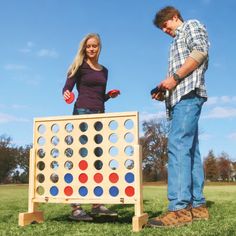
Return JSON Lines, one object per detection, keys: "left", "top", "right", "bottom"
{"left": 161, "top": 16, "right": 179, "bottom": 37}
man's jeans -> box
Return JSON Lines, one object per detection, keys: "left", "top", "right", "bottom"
{"left": 167, "top": 92, "right": 206, "bottom": 211}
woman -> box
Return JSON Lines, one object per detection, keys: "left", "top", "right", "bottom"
{"left": 63, "top": 33, "right": 119, "bottom": 221}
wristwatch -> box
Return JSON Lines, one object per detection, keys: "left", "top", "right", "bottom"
{"left": 173, "top": 73, "right": 182, "bottom": 83}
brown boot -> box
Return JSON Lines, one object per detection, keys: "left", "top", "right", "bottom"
{"left": 148, "top": 206, "right": 192, "bottom": 228}
{"left": 191, "top": 205, "right": 209, "bottom": 221}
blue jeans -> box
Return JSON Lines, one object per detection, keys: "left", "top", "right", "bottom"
{"left": 167, "top": 91, "right": 206, "bottom": 211}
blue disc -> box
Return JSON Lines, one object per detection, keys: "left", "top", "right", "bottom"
{"left": 64, "top": 173, "right": 73, "bottom": 183}
{"left": 125, "top": 172, "right": 134, "bottom": 183}
{"left": 50, "top": 186, "right": 59, "bottom": 196}
{"left": 109, "top": 186, "right": 119, "bottom": 197}
{"left": 94, "top": 186, "right": 103, "bottom": 196}
{"left": 79, "top": 186, "right": 88, "bottom": 197}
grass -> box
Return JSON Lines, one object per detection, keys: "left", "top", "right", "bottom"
{"left": 0, "top": 184, "right": 236, "bottom": 236}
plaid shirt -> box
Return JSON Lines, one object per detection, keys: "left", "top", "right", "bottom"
{"left": 166, "top": 20, "right": 209, "bottom": 119}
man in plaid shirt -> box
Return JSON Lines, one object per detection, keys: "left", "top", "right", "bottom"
{"left": 149, "top": 6, "right": 210, "bottom": 228}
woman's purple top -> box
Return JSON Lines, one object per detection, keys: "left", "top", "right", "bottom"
{"left": 63, "top": 61, "right": 110, "bottom": 112}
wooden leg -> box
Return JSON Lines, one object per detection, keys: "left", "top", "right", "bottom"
{"left": 132, "top": 213, "right": 148, "bottom": 232}
{"left": 18, "top": 211, "right": 44, "bottom": 226}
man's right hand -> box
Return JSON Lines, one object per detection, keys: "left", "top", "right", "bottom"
{"left": 152, "top": 91, "right": 165, "bottom": 101}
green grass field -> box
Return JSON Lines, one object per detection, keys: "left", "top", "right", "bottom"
{"left": 0, "top": 184, "right": 236, "bottom": 236}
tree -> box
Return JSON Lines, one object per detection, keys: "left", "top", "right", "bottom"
{"left": 204, "top": 150, "right": 218, "bottom": 181}
{"left": 140, "top": 119, "right": 169, "bottom": 181}
{"left": 0, "top": 135, "right": 17, "bottom": 183}
{"left": 217, "top": 152, "right": 232, "bottom": 181}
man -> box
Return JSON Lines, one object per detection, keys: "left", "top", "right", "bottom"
{"left": 149, "top": 6, "right": 210, "bottom": 227}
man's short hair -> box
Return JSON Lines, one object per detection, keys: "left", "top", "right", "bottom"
{"left": 153, "top": 6, "right": 184, "bottom": 29}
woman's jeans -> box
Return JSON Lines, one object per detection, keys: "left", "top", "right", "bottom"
{"left": 71, "top": 107, "right": 103, "bottom": 208}
{"left": 167, "top": 92, "right": 206, "bottom": 211}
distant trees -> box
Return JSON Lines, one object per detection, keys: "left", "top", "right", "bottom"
{"left": 0, "top": 135, "right": 30, "bottom": 184}
{"left": 140, "top": 119, "right": 169, "bottom": 182}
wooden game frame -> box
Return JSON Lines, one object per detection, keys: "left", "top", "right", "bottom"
{"left": 19, "top": 111, "right": 148, "bottom": 231}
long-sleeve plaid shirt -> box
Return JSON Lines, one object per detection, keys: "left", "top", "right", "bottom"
{"left": 166, "top": 19, "right": 209, "bottom": 119}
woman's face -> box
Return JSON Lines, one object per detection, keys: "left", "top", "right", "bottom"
{"left": 85, "top": 37, "right": 100, "bottom": 60}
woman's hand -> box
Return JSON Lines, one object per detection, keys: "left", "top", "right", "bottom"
{"left": 63, "top": 90, "right": 71, "bottom": 101}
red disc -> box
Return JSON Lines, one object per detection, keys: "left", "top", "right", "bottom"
{"left": 65, "top": 92, "right": 75, "bottom": 104}
{"left": 78, "top": 160, "right": 88, "bottom": 170}
{"left": 109, "top": 173, "right": 119, "bottom": 183}
{"left": 108, "top": 89, "right": 120, "bottom": 96}
{"left": 79, "top": 173, "right": 88, "bottom": 183}
{"left": 64, "top": 186, "right": 73, "bottom": 196}
{"left": 94, "top": 173, "right": 103, "bottom": 183}
{"left": 125, "top": 186, "right": 135, "bottom": 197}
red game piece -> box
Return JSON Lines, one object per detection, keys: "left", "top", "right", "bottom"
{"left": 108, "top": 89, "right": 120, "bottom": 97}
{"left": 65, "top": 92, "right": 75, "bottom": 104}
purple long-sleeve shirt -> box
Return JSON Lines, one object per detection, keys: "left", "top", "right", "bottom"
{"left": 63, "top": 61, "right": 110, "bottom": 112}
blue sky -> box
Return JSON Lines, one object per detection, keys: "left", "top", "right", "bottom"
{"left": 1, "top": 0, "right": 236, "bottom": 160}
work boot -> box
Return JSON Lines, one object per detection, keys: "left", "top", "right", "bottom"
{"left": 191, "top": 204, "right": 209, "bottom": 221}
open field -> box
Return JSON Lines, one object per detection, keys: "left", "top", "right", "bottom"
{"left": 0, "top": 184, "right": 236, "bottom": 236}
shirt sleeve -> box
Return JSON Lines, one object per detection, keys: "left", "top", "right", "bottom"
{"left": 185, "top": 20, "right": 209, "bottom": 54}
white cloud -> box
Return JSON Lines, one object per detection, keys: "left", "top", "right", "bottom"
{"left": 19, "top": 41, "right": 35, "bottom": 54}
{"left": 37, "top": 49, "right": 58, "bottom": 58}
{"left": 202, "top": 106, "right": 236, "bottom": 119}
{"left": 140, "top": 111, "right": 166, "bottom": 123}
{"left": 0, "top": 113, "right": 29, "bottom": 123}
{"left": 4, "top": 64, "right": 28, "bottom": 70}
{"left": 206, "top": 96, "right": 236, "bottom": 106}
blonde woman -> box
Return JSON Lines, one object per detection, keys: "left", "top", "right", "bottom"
{"left": 63, "top": 33, "right": 119, "bottom": 221}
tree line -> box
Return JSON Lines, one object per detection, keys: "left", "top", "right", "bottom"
{"left": 1, "top": 119, "right": 236, "bottom": 184}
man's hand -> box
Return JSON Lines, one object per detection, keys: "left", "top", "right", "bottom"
{"left": 159, "top": 76, "right": 178, "bottom": 91}
{"left": 152, "top": 91, "right": 165, "bottom": 101}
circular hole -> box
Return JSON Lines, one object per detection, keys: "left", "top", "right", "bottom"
{"left": 109, "top": 186, "right": 119, "bottom": 197}
{"left": 51, "top": 148, "right": 59, "bottom": 158}
{"left": 51, "top": 124, "right": 60, "bottom": 133}
{"left": 109, "top": 120, "right": 118, "bottom": 130}
{"left": 64, "top": 186, "right": 73, "bottom": 196}
{"left": 109, "top": 173, "right": 119, "bottom": 183}
{"left": 125, "top": 172, "right": 135, "bottom": 183}
{"left": 125, "top": 159, "right": 134, "bottom": 170}
{"left": 38, "top": 124, "right": 46, "bottom": 134}
{"left": 37, "top": 137, "right": 46, "bottom": 146}
{"left": 79, "top": 135, "right": 88, "bottom": 145}
{"left": 94, "top": 173, "right": 103, "bottom": 183}
{"left": 64, "top": 161, "right": 73, "bottom": 170}
{"left": 50, "top": 161, "right": 59, "bottom": 170}
{"left": 37, "top": 161, "right": 45, "bottom": 171}
{"left": 50, "top": 173, "right": 59, "bottom": 183}
{"left": 79, "top": 122, "right": 88, "bottom": 132}
{"left": 64, "top": 173, "right": 73, "bottom": 183}
{"left": 65, "top": 123, "right": 74, "bottom": 133}
{"left": 50, "top": 186, "right": 59, "bottom": 196}
{"left": 37, "top": 149, "right": 45, "bottom": 158}
{"left": 78, "top": 173, "right": 88, "bottom": 183}
{"left": 65, "top": 148, "right": 73, "bottom": 157}
{"left": 125, "top": 186, "right": 135, "bottom": 197}
{"left": 124, "top": 146, "right": 134, "bottom": 156}
{"left": 79, "top": 186, "right": 88, "bottom": 197}
{"left": 109, "top": 160, "right": 119, "bottom": 170}
{"left": 65, "top": 135, "right": 73, "bottom": 145}
{"left": 124, "top": 119, "right": 134, "bottom": 130}
{"left": 79, "top": 160, "right": 88, "bottom": 170}
{"left": 109, "top": 133, "right": 118, "bottom": 143}
{"left": 109, "top": 146, "right": 118, "bottom": 157}
{"left": 94, "top": 186, "right": 103, "bottom": 197}
{"left": 51, "top": 136, "right": 59, "bottom": 146}
{"left": 79, "top": 147, "right": 88, "bottom": 157}
{"left": 37, "top": 174, "right": 45, "bottom": 183}
{"left": 94, "top": 160, "right": 103, "bottom": 170}
{"left": 94, "top": 134, "right": 103, "bottom": 144}
{"left": 94, "top": 147, "right": 103, "bottom": 157}
{"left": 124, "top": 132, "right": 134, "bottom": 143}
{"left": 94, "top": 121, "right": 103, "bottom": 131}
{"left": 36, "top": 186, "right": 45, "bottom": 195}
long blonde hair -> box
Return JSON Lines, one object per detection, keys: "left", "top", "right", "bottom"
{"left": 67, "top": 33, "right": 102, "bottom": 78}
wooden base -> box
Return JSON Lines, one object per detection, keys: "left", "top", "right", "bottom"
{"left": 18, "top": 211, "right": 44, "bottom": 226}
{"left": 132, "top": 213, "right": 148, "bottom": 232}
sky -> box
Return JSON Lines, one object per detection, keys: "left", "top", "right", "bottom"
{"left": 0, "top": 0, "right": 236, "bottom": 160}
